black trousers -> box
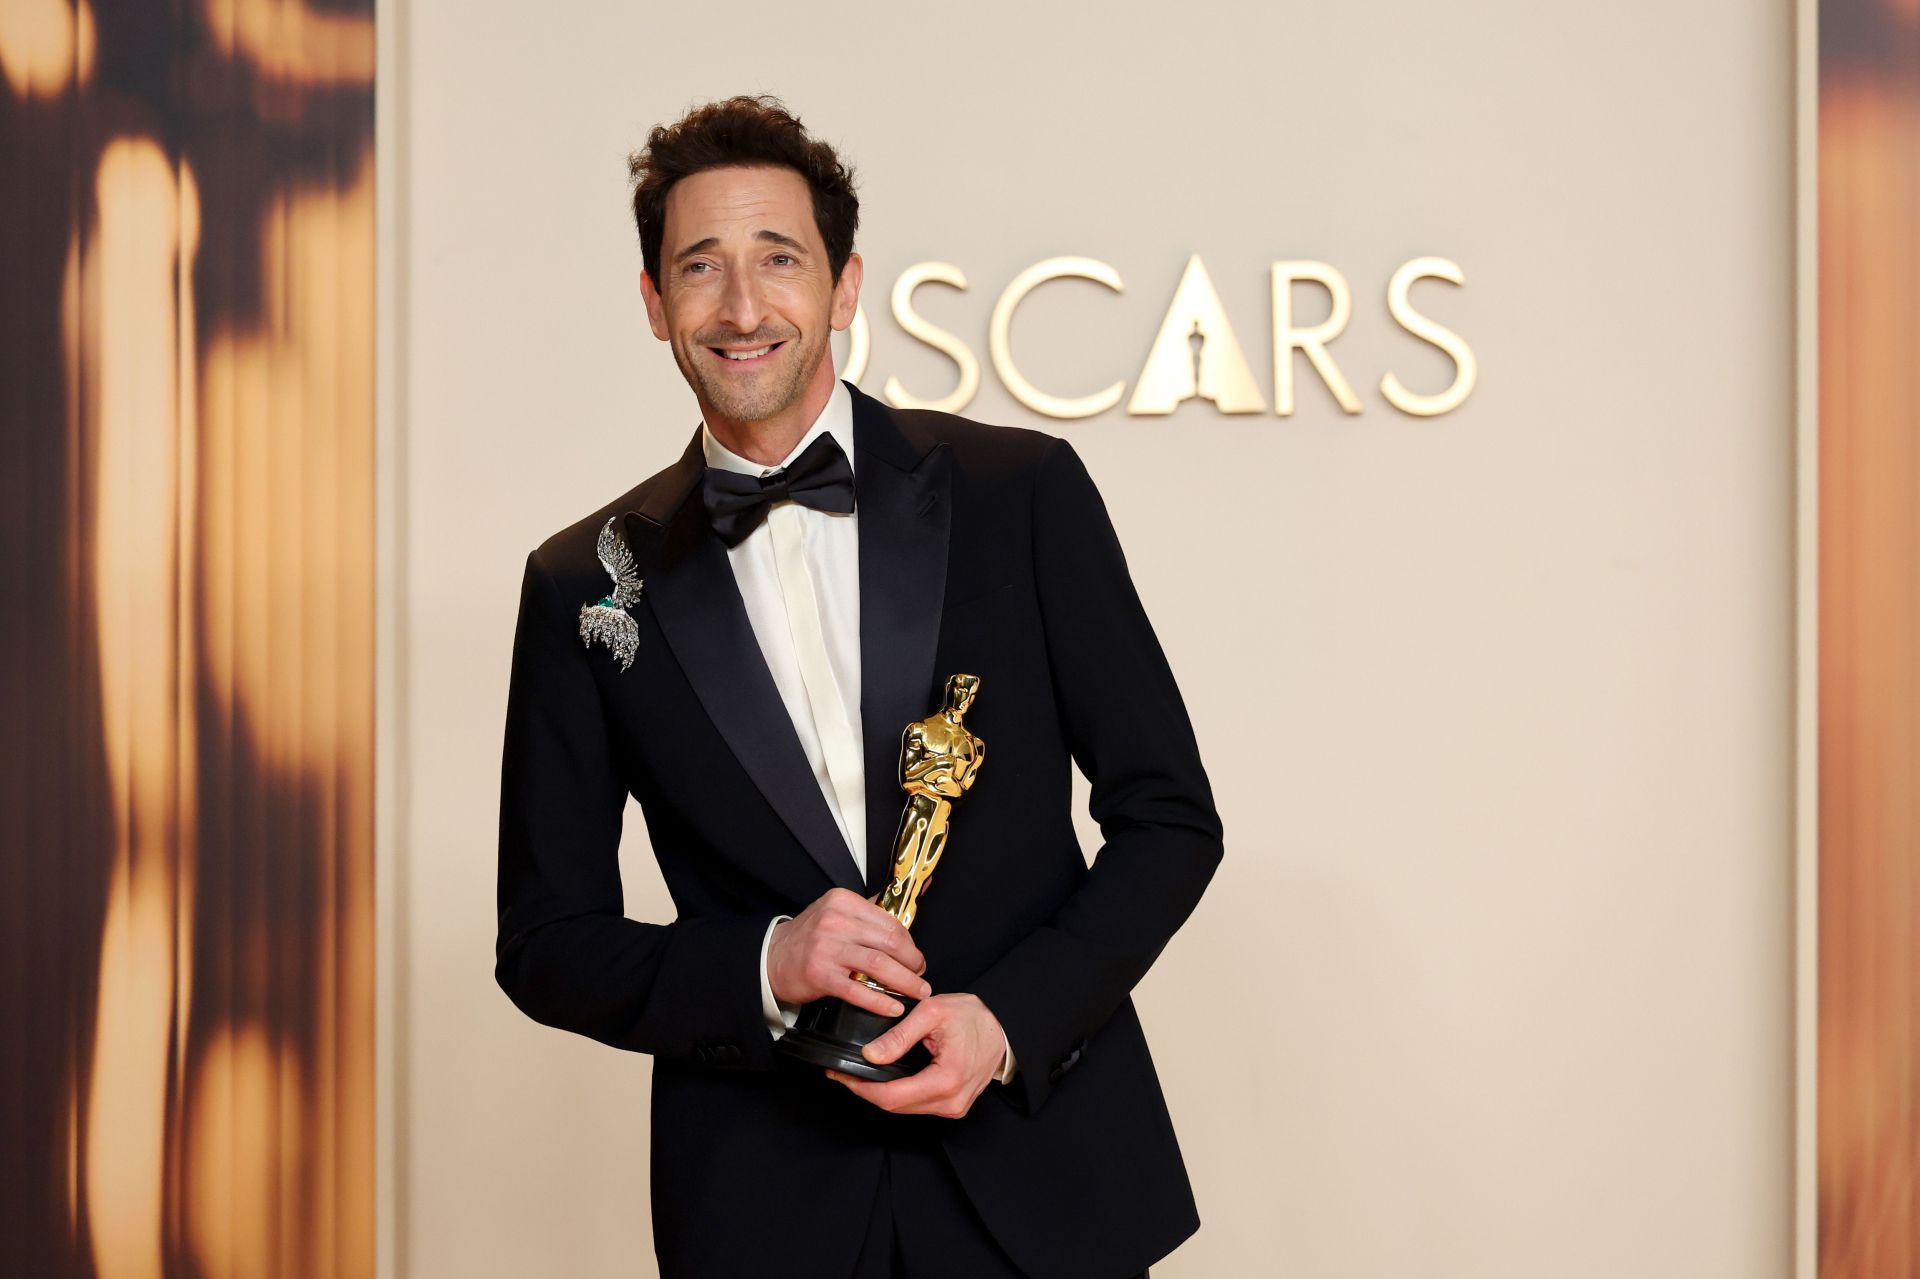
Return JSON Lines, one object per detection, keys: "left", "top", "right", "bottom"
{"left": 849, "top": 1143, "right": 1150, "bottom": 1279}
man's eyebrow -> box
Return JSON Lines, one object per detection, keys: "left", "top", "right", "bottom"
{"left": 671, "top": 229, "right": 808, "bottom": 263}
{"left": 672, "top": 236, "right": 718, "bottom": 263}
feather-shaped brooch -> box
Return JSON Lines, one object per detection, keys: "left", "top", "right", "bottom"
{"left": 577, "top": 515, "right": 644, "bottom": 672}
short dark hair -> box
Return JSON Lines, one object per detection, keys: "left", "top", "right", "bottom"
{"left": 628, "top": 95, "right": 860, "bottom": 289}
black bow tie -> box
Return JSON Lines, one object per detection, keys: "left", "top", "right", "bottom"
{"left": 701, "top": 430, "right": 856, "bottom": 548}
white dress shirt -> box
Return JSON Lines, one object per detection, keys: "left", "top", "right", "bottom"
{"left": 702, "top": 379, "right": 1015, "bottom": 1084}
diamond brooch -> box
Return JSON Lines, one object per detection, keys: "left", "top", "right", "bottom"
{"left": 577, "top": 515, "right": 644, "bottom": 672}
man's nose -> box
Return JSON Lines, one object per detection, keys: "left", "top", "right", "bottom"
{"left": 715, "top": 267, "right": 765, "bottom": 333}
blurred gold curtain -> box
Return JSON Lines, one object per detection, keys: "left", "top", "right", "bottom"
{"left": 0, "top": 1, "right": 375, "bottom": 1275}
{"left": 1819, "top": 1, "right": 1920, "bottom": 1276}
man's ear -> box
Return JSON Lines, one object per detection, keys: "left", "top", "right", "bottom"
{"left": 639, "top": 268, "right": 670, "bottom": 341}
{"left": 830, "top": 251, "right": 864, "bottom": 332}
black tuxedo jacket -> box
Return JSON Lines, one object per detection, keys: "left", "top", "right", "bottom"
{"left": 495, "top": 380, "right": 1224, "bottom": 1279}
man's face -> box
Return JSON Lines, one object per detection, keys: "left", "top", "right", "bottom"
{"left": 639, "top": 164, "right": 861, "bottom": 425}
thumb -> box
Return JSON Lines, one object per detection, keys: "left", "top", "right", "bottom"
{"left": 862, "top": 999, "right": 939, "bottom": 1065}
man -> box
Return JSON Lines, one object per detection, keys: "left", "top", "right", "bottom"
{"left": 495, "top": 95, "right": 1223, "bottom": 1279}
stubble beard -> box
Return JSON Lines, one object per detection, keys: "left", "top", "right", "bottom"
{"left": 673, "top": 324, "right": 826, "bottom": 426}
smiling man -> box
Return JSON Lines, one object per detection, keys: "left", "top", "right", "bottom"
{"left": 494, "top": 95, "right": 1223, "bottom": 1279}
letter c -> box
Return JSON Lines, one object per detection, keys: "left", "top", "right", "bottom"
{"left": 988, "top": 257, "right": 1126, "bottom": 419}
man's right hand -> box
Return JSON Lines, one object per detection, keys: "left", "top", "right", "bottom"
{"left": 766, "top": 888, "right": 932, "bottom": 1017}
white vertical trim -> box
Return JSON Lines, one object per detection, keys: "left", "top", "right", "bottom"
{"left": 1791, "top": 0, "right": 1819, "bottom": 1276}
{"left": 374, "top": 0, "right": 410, "bottom": 1274}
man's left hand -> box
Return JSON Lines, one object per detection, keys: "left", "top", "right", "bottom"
{"left": 825, "top": 992, "right": 1004, "bottom": 1119}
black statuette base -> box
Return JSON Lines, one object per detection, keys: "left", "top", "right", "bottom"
{"left": 776, "top": 993, "right": 933, "bottom": 1082}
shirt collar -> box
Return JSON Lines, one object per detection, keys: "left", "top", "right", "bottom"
{"left": 701, "top": 378, "right": 856, "bottom": 480}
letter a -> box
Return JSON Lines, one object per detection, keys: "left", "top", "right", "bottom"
{"left": 1128, "top": 255, "right": 1267, "bottom": 415}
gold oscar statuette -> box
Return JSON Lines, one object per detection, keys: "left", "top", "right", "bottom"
{"left": 776, "top": 674, "right": 985, "bottom": 1082}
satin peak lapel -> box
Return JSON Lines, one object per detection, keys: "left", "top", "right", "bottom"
{"left": 625, "top": 429, "right": 865, "bottom": 894}
{"left": 848, "top": 384, "right": 953, "bottom": 897}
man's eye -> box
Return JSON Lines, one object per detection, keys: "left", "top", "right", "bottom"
{"left": 686, "top": 262, "right": 710, "bottom": 274}
{"left": 771, "top": 254, "right": 794, "bottom": 266}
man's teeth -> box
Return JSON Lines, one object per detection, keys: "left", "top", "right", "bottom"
{"left": 720, "top": 344, "right": 775, "bottom": 360}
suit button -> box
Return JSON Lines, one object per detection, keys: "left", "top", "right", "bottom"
{"left": 713, "top": 1043, "right": 741, "bottom": 1066}
{"left": 1048, "top": 1041, "right": 1085, "bottom": 1085}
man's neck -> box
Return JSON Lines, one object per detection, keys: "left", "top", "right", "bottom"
{"left": 701, "top": 360, "right": 839, "bottom": 468}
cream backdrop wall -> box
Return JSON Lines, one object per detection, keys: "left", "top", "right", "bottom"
{"left": 379, "top": 1, "right": 1794, "bottom": 1274}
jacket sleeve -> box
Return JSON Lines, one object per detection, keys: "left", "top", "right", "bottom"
{"left": 969, "top": 439, "right": 1225, "bottom": 1115}
{"left": 493, "top": 545, "right": 778, "bottom": 1071}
